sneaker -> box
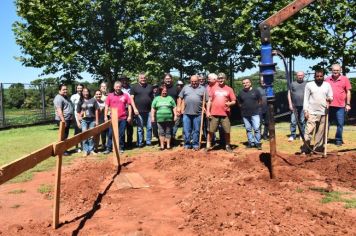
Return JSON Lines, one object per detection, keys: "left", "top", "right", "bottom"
{"left": 63, "top": 151, "right": 70, "bottom": 156}
{"left": 103, "top": 150, "right": 111, "bottom": 155}
{"left": 90, "top": 151, "right": 98, "bottom": 155}
{"left": 255, "top": 143, "right": 262, "bottom": 150}
{"left": 193, "top": 147, "right": 199, "bottom": 151}
{"left": 77, "top": 148, "right": 82, "bottom": 153}
{"left": 288, "top": 136, "right": 295, "bottom": 142}
{"left": 247, "top": 143, "right": 255, "bottom": 148}
{"left": 336, "top": 142, "right": 342, "bottom": 147}
{"left": 299, "top": 136, "right": 303, "bottom": 141}
{"left": 225, "top": 145, "right": 233, "bottom": 152}
{"left": 119, "top": 150, "right": 124, "bottom": 154}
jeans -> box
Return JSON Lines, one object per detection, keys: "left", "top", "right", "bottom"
{"left": 135, "top": 112, "right": 152, "bottom": 146}
{"left": 242, "top": 115, "right": 261, "bottom": 145}
{"left": 172, "top": 115, "right": 183, "bottom": 138}
{"left": 183, "top": 114, "right": 201, "bottom": 148}
{"left": 126, "top": 122, "right": 133, "bottom": 146}
{"left": 81, "top": 118, "right": 96, "bottom": 154}
{"left": 260, "top": 112, "right": 269, "bottom": 137}
{"left": 56, "top": 120, "right": 71, "bottom": 140}
{"left": 328, "top": 107, "right": 345, "bottom": 144}
{"left": 107, "top": 119, "right": 127, "bottom": 151}
{"left": 290, "top": 106, "right": 305, "bottom": 138}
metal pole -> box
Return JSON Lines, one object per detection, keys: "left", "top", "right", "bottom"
{"left": 0, "top": 83, "right": 5, "bottom": 127}
{"left": 41, "top": 82, "right": 46, "bottom": 120}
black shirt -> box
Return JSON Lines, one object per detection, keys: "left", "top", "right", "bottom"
{"left": 238, "top": 88, "right": 261, "bottom": 117}
{"left": 77, "top": 98, "right": 99, "bottom": 119}
{"left": 130, "top": 83, "right": 153, "bottom": 113}
{"left": 166, "top": 85, "right": 179, "bottom": 101}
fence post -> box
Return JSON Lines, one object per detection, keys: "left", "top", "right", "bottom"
{"left": 0, "top": 83, "right": 4, "bottom": 127}
{"left": 41, "top": 82, "right": 46, "bottom": 120}
{"left": 53, "top": 121, "right": 65, "bottom": 229}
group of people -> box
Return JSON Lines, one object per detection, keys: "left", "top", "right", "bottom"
{"left": 287, "top": 64, "right": 352, "bottom": 154}
{"left": 53, "top": 63, "right": 352, "bottom": 156}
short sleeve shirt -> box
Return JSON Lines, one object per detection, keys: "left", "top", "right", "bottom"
{"left": 303, "top": 82, "right": 333, "bottom": 115}
{"left": 130, "top": 83, "right": 153, "bottom": 113}
{"left": 237, "top": 88, "right": 261, "bottom": 117}
{"left": 290, "top": 80, "right": 306, "bottom": 107}
{"left": 166, "top": 85, "right": 179, "bottom": 101}
{"left": 178, "top": 85, "right": 207, "bottom": 115}
{"left": 209, "top": 85, "right": 236, "bottom": 116}
{"left": 256, "top": 87, "right": 268, "bottom": 114}
{"left": 106, "top": 92, "right": 131, "bottom": 120}
{"left": 325, "top": 75, "right": 352, "bottom": 107}
{"left": 152, "top": 96, "right": 176, "bottom": 122}
{"left": 53, "top": 94, "right": 73, "bottom": 121}
{"left": 77, "top": 98, "right": 99, "bottom": 119}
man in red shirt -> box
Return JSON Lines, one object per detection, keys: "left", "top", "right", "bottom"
{"left": 206, "top": 73, "right": 236, "bottom": 152}
{"left": 104, "top": 81, "right": 132, "bottom": 154}
{"left": 325, "top": 64, "right": 352, "bottom": 146}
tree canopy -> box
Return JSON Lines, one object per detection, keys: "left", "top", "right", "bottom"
{"left": 13, "top": 0, "right": 356, "bottom": 85}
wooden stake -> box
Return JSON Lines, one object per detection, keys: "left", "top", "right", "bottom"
{"left": 111, "top": 108, "right": 120, "bottom": 167}
{"left": 198, "top": 92, "right": 206, "bottom": 149}
{"left": 53, "top": 121, "right": 65, "bottom": 229}
{"left": 323, "top": 110, "right": 329, "bottom": 157}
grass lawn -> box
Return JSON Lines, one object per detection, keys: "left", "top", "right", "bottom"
{"left": 1, "top": 122, "right": 355, "bottom": 183}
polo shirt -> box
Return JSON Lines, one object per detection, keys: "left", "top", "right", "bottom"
{"left": 106, "top": 92, "right": 131, "bottom": 120}
{"left": 325, "top": 75, "right": 352, "bottom": 107}
{"left": 209, "top": 84, "right": 236, "bottom": 116}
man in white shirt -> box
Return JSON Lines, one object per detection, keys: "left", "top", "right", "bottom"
{"left": 301, "top": 70, "right": 333, "bottom": 154}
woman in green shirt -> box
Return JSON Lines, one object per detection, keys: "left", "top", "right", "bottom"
{"left": 151, "top": 86, "right": 178, "bottom": 150}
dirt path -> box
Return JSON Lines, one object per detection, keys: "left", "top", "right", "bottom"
{"left": 0, "top": 148, "right": 355, "bottom": 235}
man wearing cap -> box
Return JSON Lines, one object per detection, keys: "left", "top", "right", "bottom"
{"left": 206, "top": 73, "right": 236, "bottom": 152}
{"left": 325, "top": 64, "right": 352, "bottom": 146}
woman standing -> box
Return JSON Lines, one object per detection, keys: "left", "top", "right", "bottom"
{"left": 77, "top": 88, "right": 99, "bottom": 156}
{"left": 151, "top": 86, "right": 177, "bottom": 150}
{"left": 94, "top": 90, "right": 106, "bottom": 151}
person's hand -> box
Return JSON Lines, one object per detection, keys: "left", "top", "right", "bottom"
{"left": 95, "top": 121, "right": 98, "bottom": 126}
{"left": 346, "top": 104, "right": 351, "bottom": 112}
{"left": 304, "top": 111, "right": 309, "bottom": 120}
{"left": 151, "top": 117, "right": 155, "bottom": 123}
{"left": 133, "top": 108, "right": 139, "bottom": 115}
{"left": 174, "top": 115, "right": 178, "bottom": 121}
{"left": 176, "top": 108, "right": 181, "bottom": 115}
{"left": 127, "top": 116, "right": 132, "bottom": 124}
{"left": 289, "top": 105, "right": 294, "bottom": 111}
{"left": 77, "top": 122, "right": 81, "bottom": 129}
{"left": 206, "top": 111, "right": 211, "bottom": 118}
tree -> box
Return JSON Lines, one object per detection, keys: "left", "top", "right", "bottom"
{"left": 6, "top": 83, "right": 26, "bottom": 109}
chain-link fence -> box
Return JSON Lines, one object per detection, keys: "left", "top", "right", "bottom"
{"left": 0, "top": 82, "right": 58, "bottom": 128}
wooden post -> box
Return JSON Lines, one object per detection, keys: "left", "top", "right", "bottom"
{"left": 111, "top": 108, "right": 120, "bottom": 167}
{"left": 198, "top": 92, "right": 206, "bottom": 149}
{"left": 323, "top": 109, "right": 329, "bottom": 158}
{"left": 53, "top": 121, "right": 65, "bottom": 229}
{"left": 0, "top": 83, "right": 5, "bottom": 128}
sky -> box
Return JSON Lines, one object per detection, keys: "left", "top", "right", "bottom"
{"left": 0, "top": 1, "right": 328, "bottom": 84}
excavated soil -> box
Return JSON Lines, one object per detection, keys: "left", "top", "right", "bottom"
{"left": 0, "top": 148, "right": 355, "bottom": 236}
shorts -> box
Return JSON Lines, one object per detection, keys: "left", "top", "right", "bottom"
{"left": 209, "top": 116, "right": 230, "bottom": 133}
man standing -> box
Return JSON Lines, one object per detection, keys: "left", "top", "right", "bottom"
{"left": 177, "top": 75, "right": 207, "bottom": 150}
{"left": 53, "top": 84, "right": 73, "bottom": 156}
{"left": 288, "top": 71, "right": 306, "bottom": 141}
{"left": 104, "top": 81, "right": 132, "bottom": 154}
{"left": 163, "top": 73, "right": 179, "bottom": 143}
{"left": 206, "top": 73, "right": 236, "bottom": 152}
{"left": 130, "top": 72, "right": 154, "bottom": 147}
{"left": 120, "top": 75, "right": 133, "bottom": 148}
{"left": 325, "top": 64, "right": 352, "bottom": 146}
{"left": 301, "top": 70, "right": 333, "bottom": 154}
{"left": 70, "top": 84, "right": 84, "bottom": 152}
{"left": 238, "top": 79, "right": 262, "bottom": 149}
{"left": 257, "top": 78, "right": 269, "bottom": 140}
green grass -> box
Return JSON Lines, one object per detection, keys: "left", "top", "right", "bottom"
{"left": 37, "top": 184, "right": 53, "bottom": 194}
{"left": 8, "top": 189, "right": 26, "bottom": 194}
{"left": 310, "top": 187, "right": 356, "bottom": 209}
{"left": 4, "top": 108, "right": 54, "bottom": 126}
{"left": 0, "top": 124, "right": 77, "bottom": 183}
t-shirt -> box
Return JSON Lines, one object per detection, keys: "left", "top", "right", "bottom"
{"left": 152, "top": 96, "right": 176, "bottom": 122}
{"left": 290, "top": 80, "right": 306, "bottom": 107}
{"left": 166, "top": 85, "right": 179, "bottom": 101}
{"left": 209, "top": 85, "right": 236, "bottom": 116}
{"left": 178, "top": 85, "right": 207, "bottom": 115}
{"left": 237, "top": 88, "right": 261, "bottom": 117}
{"left": 77, "top": 98, "right": 99, "bottom": 119}
{"left": 53, "top": 94, "right": 73, "bottom": 121}
{"left": 130, "top": 83, "right": 153, "bottom": 113}
{"left": 325, "top": 75, "right": 352, "bottom": 107}
{"left": 106, "top": 92, "right": 131, "bottom": 120}
{"left": 256, "top": 87, "right": 268, "bottom": 114}
{"left": 96, "top": 99, "right": 105, "bottom": 122}
{"left": 303, "top": 81, "right": 333, "bottom": 115}
{"left": 70, "top": 93, "right": 81, "bottom": 121}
